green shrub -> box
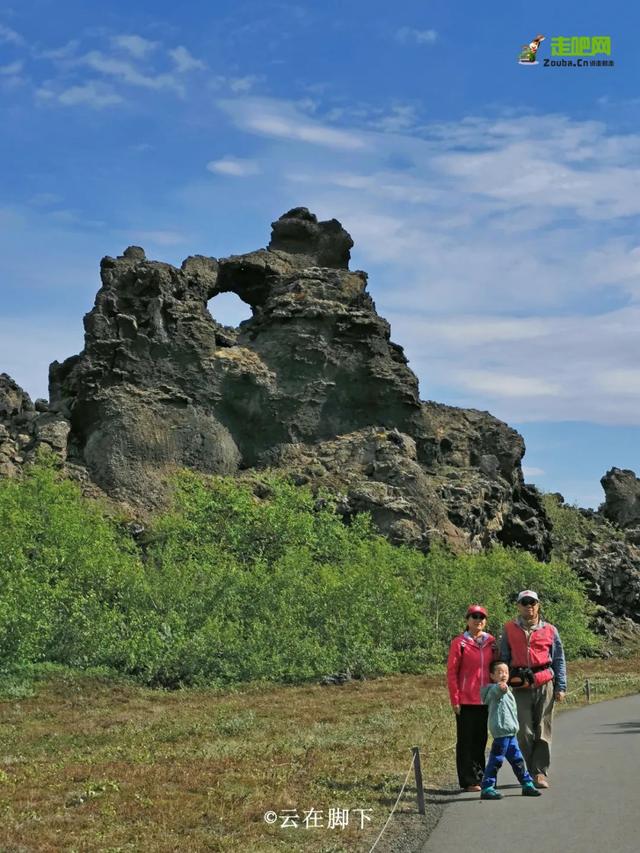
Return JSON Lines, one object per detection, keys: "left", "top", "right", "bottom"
{"left": 542, "top": 492, "right": 623, "bottom": 559}
{"left": 0, "top": 452, "right": 152, "bottom": 672}
{"left": 0, "top": 458, "right": 600, "bottom": 686}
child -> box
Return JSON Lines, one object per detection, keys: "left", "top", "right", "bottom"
{"left": 479, "top": 660, "right": 542, "bottom": 800}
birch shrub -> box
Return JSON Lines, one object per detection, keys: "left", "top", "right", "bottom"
{"left": 0, "top": 459, "right": 599, "bottom": 686}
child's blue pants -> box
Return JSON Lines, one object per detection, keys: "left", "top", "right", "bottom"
{"left": 481, "top": 735, "right": 533, "bottom": 788}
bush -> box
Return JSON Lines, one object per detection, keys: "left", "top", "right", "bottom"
{"left": 0, "top": 459, "right": 600, "bottom": 686}
{"left": 0, "top": 452, "right": 152, "bottom": 672}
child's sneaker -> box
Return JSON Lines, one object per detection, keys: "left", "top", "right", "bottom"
{"left": 522, "top": 781, "right": 542, "bottom": 797}
{"left": 480, "top": 787, "right": 503, "bottom": 800}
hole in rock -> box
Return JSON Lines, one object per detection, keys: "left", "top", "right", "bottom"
{"left": 207, "top": 291, "right": 253, "bottom": 328}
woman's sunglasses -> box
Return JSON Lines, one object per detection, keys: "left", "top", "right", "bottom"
{"left": 468, "top": 613, "right": 486, "bottom": 619}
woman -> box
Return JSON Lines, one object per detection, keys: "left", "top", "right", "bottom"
{"left": 500, "top": 589, "right": 567, "bottom": 789}
{"left": 447, "top": 604, "right": 497, "bottom": 791}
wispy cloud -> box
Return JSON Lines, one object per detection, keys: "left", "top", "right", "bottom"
{"left": 36, "top": 81, "right": 123, "bottom": 109}
{"left": 454, "top": 371, "right": 562, "bottom": 399}
{"left": 37, "top": 40, "right": 80, "bottom": 60}
{"left": 395, "top": 27, "right": 437, "bottom": 45}
{"left": 595, "top": 368, "right": 640, "bottom": 395}
{"left": 0, "top": 60, "right": 22, "bottom": 75}
{"left": 389, "top": 306, "right": 640, "bottom": 425}
{"left": 79, "top": 50, "right": 183, "bottom": 93}
{"left": 228, "top": 75, "right": 260, "bottom": 94}
{"left": 168, "top": 45, "right": 206, "bottom": 72}
{"left": 111, "top": 34, "right": 160, "bottom": 58}
{"left": 0, "top": 23, "right": 24, "bottom": 46}
{"left": 209, "top": 100, "right": 640, "bottom": 425}
{"left": 522, "top": 466, "right": 545, "bottom": 478}
{"left": 26, "top": 32, "right": 231, "bottom": 108}
{"left": 219, "top": 97, "right": 367, "bottom": 150}
{"left": 207, "top": 157, "right": 260, "bottom": 177}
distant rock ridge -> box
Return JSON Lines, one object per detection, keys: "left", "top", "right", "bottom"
{"left": 2, "top": 207, "right": 553, "bottom": 561}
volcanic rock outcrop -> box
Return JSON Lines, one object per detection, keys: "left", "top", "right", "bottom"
{"left": 0, "top": 373, "right": 70, "bottom": 477}
{"left": 545, "top": 491, "right": 640, "bottom": 645}
{"left": 1, "top": 208, "right": 551, "bottom": 558}
{"left": 601, "top": 467, "right": 640, "bottom": 544}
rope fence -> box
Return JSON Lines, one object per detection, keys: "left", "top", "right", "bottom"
{"left": 366, "top": 673, "right": 640, "bottom": 851}
{"left": 367, "top": 752, "right": 417, "bottom": 853}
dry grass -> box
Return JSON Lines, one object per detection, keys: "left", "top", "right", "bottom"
{"left": 1, "top": 658, "right": 639, "bottom": 853}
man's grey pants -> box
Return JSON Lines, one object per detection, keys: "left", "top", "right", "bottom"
{"left": 513, "top": 681, "right": 555, "bottom": 777}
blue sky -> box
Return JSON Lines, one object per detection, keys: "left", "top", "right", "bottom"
{"left": 1, "top": 1, "right": 639, "bottom": 507}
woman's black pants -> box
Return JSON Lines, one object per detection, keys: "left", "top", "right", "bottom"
{"left": 455, "top": 704, "right": 489, "bottom": 788}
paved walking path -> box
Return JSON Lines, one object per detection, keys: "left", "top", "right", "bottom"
{"left": 420, "top": 694, "right": 640, "bottom": 853}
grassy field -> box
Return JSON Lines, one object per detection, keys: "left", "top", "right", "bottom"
{"left": 1, "top": 658, "right": 639, "bottom": 853}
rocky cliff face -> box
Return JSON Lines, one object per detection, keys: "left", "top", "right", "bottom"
{"left": 1, "top": 208, "right": 551, "bottom": 558}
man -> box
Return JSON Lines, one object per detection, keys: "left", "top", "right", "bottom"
{"left": 500, "top": 590, "right": 566, "bottom": 788}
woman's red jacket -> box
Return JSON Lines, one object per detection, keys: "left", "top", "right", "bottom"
{"left": 447, "top": 632, "right": 498, "bottom": 706}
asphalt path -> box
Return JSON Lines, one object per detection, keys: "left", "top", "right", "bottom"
{"left": 419, "top": 694, "right": 640, "bottom": 853}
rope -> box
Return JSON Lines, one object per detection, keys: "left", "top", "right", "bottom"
{"left": 366, "top": 674, "right": 639, "bottom": 851}
{"left": 367, "top": 753, "right": 416, "bottom": 853}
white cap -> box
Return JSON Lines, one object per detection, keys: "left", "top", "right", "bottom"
{"left": 517, "top": 589, "right": 539, "bottom": 603}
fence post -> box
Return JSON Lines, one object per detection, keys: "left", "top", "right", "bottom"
{"left": 585, "top": 678, "right": 591, "bottom": 704}
{"left": 412, "top": 747, "right": 426, "bottom": 816}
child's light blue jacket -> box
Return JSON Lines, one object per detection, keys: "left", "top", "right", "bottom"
{"left": 480, "top": 683, "right": 520, "bottom": 738}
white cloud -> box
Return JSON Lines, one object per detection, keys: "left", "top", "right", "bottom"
{"left": 37, "top": 81, "right": 123, "bottom": 108}
{"left": 207, "top": 157, "right": 260, "bottom": 177}
{"left": 372, "top": 104, "right": 421, "bottom": 133}
{"left": 522, "top": 466, "right": 545, "bottom": 478}
{"left": 168, "top": 45, "right": 206, "bottom": 73}
{"left": 595, "top": 369, "right": 640, "bottom": 395}
{"left": 219, "top": 97, "right": 367, "bottom": 150}
{"left": 28, "top": 192, "right": 62, "bottom": 207}
{"left": 79, "top": 50, "right": 183, "bottom": 94}
{"left": 454, "top": 371, "right": 561, "bottom": 399}
{"left": 386, "top": 306, "right": 640, "bottom": 425}
{"left": 112, "top": 34, "right": 160, "bottom": 58}
{"left": 395, "top": 27, "right": 437, "bottom": 45}
{"left": 38, "top": 40, "right": 80, "bottom": 60}
{"left": 0, "top": 23, "right": 24, "bottom": 45}
{"left": 228, "top": 75, "right": 260, "bottom": 93}
{"left": 406, "top": 317, "right": 550, "bottom": 345}
{"left": 0, "top": 60, "right": 22, "bottom": 75}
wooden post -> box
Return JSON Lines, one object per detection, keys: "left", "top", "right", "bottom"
{"left": 412, "top": 747, "right": 426, "bottom": 816}
{"left": 585, "top": 678, "right": 591, "bottom": 703}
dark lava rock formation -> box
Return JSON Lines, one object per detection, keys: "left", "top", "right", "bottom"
{"left": 601, "top": 467, "right": 640, "bottom": 544}
{"left": 544, "top": 490, "right": 640, "bottom": 648}
{"left": 2, "top": 207, "right": 551, "bottom": 558}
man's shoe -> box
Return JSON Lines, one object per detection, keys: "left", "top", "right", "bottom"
{"left": 464, "top": 785, "right": 481, "bottom": 792}
{"left": 534, "top": 774, "right": 549, "bottom": 789}
{"left": 480, "top": 787, "right": 503, "bottom": 800}
{"left": 522, "top": 781, "right": 542, "bottom": 797}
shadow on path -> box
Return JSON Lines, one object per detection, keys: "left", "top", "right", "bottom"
{"left": 596, "top": 720, "right": 640, "bottom": 734}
